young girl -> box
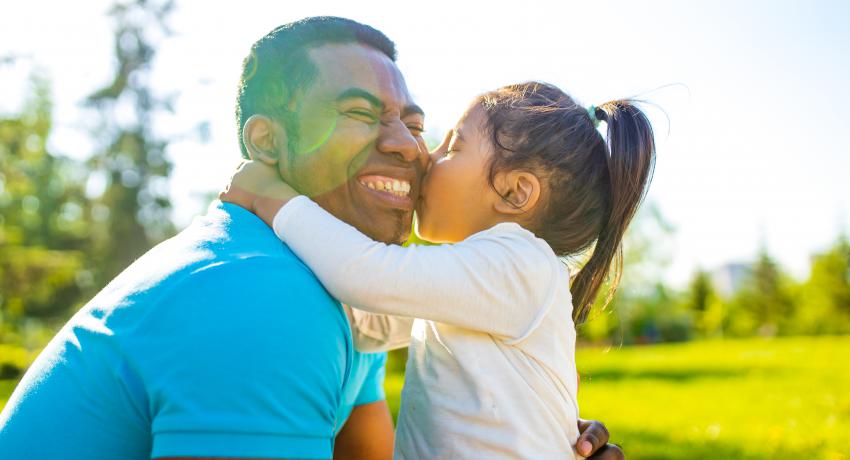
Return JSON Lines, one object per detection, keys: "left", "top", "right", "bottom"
{"left": 225, "top": 81, "right": 655, "bottom": 459}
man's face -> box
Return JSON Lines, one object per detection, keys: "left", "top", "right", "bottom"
{"left": 280, "top": 43, "right": 426, "bottom": 244}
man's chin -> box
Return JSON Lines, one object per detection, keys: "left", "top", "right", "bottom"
{"left": 366, "top": 211, "right": 412, "bottom": 245}
{"left": 379, "top": 222, "right": 412, "bottom": 246}
{"left": 391, "top": 229, "right": 411, "bottom": 245}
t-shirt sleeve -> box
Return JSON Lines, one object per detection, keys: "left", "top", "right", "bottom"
{"left": 344, "top": 305, "right": 413, "bottom": 353}
{"left": 134, "top": 258, "right": 351, "bottom": 460}
{"left": 353, "top": 352, "right": 387, "bottom": 406}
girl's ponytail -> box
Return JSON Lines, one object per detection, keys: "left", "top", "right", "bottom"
{"left": 570, "top": 100, "right": 656, "bottom": 323}
{"left": 476, "top": 83, "right": 656, "bottom": 324}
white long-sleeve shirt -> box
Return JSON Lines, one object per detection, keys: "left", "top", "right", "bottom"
{"left": 274, "top": 196, "right": 582, "bottom": 460}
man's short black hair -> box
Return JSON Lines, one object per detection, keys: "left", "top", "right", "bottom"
{"left": 235, "top": 16, "right": 397, "bottom": 158}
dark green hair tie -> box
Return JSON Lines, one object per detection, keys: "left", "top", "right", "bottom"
{"left": 587, "top": 105, "right": 606, "bottom": 128}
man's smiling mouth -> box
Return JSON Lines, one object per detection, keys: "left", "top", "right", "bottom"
{"left": 356, "top": 174, "right": 416, "bottom": 211}
{"left": 358, "top": 175, "right": 412, "bottom": 198}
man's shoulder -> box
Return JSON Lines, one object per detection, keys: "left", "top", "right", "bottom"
{"left": 146, "top": 202, "right": 333, "bottom": 309}
{"left": 98, "top": 207, "right": 345, "bottom": 339}
{"left": 172, "top": 252, "right": 334, "bottom": 308}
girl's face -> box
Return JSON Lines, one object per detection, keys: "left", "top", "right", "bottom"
{"left": 416, "top": 103, "right": 502, "bottom": 243}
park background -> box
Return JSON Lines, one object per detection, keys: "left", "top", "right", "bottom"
{"left": 1, "top": 1, "right": 848, "bottom": 458}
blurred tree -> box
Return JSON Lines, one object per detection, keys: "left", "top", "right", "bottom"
{"left": 728, "top": 248, "right": 796, "bottom": 336}
{"left": 684, "top": 269, "right": 724, "bottom": 337}
{"left": 85, "top": 0, "right": 176, "bottom": 281}
{"left": 0, "top": 74, "right": 92, "bottom": 334}
{"left": 795, "top": 235, "right": 850, "bottom": 334}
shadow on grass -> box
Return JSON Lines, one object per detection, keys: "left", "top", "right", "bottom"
{"left": 615, "top": 428, "right": 805, "bottom": 460}
{"left": 580, "top": 367, "right": 759, "bottom": 383}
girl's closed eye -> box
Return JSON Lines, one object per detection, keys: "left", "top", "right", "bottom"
{"left": 442, "top": 135, "right": 461, "bottom": 160}
{"left": 444, "top": 137, "right": 461, "bottom": 159}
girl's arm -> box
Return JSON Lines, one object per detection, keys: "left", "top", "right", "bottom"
{"left": 274, "top": 196, "right": 563, "bottom": 341}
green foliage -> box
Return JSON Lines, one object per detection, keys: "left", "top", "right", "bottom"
{"left": 794, "top": 236, "right": 850, "bottom": 334}
{"left": 0, "top": 246, "right": 83, "bottom": 319}
{"left": 685, "top": 269, "right": 713, "bottom": 314}
{"left": 577, "top": 208, "right": 850, "bottom": 343}
{"left": 685, "top": 269, "right": 726, "bottom": 337}
{"left": 1, "top": 0, "right": 180, "bottom": 345}
{"left": 728, "top": 249, "right": 797, "bottom": 336}
{"left": 0, "top": 75, "right": 91, "bottom": 250}
{"left": 0, "top": 343, "right": 39, "bottom": 408}
{"left": 85, "top": 0, "right": 176, "bottom": 282}
{"left": 0, "top": 75, "right": 92, "bottom": 327}
{"left": 0, "top": 344, "right": 37, "bottom": 380}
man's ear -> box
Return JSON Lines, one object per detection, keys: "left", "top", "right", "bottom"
{"left": 242, "top": 115, "right": 287, "bottom": 166}
{"left": 492, "top": 170, "right": 542, "bottom": 216}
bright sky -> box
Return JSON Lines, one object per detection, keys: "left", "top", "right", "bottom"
{"left": 2, "top": 0, "right": 849, "bottom": 285}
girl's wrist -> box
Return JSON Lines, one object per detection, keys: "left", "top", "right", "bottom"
{"left": 253, "top": 195, "right": 294, "bottom": 228}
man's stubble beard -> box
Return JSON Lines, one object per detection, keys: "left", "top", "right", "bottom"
{"left": 388, "top": 209, "right": 411, "bottom": 245}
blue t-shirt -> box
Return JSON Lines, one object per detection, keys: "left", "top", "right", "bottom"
{"left": 0, "top": 202, "right": 387, "bottom": 459}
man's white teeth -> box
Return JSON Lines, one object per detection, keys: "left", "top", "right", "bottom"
{"left": 359, "top": 178, "right": 411, "bottom": 197}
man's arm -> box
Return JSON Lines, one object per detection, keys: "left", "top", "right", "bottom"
{"left": 578, "top": 418, "right": 625, "bottom": 460}
{"left": 333, "top": 400, "right": 394, "bottom": 460}
{"left": 161, "top": 401, "right": 394, "bottom": 460}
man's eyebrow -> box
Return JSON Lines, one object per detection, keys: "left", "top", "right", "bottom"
{"left": 336, "top": 88, "right": 383, "bottom": 110}
{"left": 402, "top": 103, "right": 425, "bottom": 118}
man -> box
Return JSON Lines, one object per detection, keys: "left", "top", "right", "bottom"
{"left": 0, "top": 17, "right": 621, "bottom": 459}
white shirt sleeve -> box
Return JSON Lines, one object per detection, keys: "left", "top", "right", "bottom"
{"left": 342, "top": 304, "right": 413, "bottom": 353}
{"left": 274, "top": 196, "right": 563, "bottom": 340}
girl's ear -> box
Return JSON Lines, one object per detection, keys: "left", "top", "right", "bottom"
{"left": 493, "top": 170, "right": 542, "bottom": 216}
{"left": 242, "top": 115, "right": 287, "bottom": 166}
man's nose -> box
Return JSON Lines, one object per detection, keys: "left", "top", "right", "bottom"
{"left": 377, "top": 119, "right": 421, "bottom": 164}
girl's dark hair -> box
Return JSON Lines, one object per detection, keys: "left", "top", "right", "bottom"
{"left": 478, "top": 82, "right": 656, "bottom": 323}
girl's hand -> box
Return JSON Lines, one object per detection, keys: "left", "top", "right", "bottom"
{"left": 219, "top": 160, "right": 300, "bottom": 227}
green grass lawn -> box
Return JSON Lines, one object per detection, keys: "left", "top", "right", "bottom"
{"left": 2, "top": 337, "right": 848, "bottom": 459}
{"left": 385, "top": 336, "right": 850, "bottom": 460}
